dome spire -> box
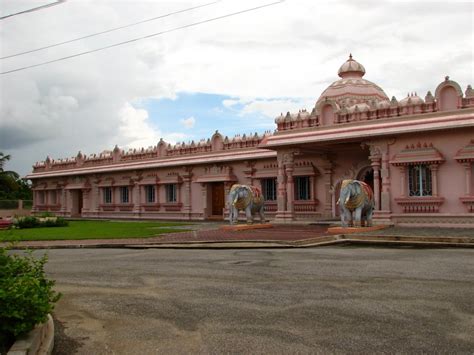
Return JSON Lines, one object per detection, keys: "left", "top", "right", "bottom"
{"left": 338, "top": 54, "right": 366, "bottom": 78}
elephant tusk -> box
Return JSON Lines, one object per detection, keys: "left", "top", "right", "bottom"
{"left": 345, "top": 195, "right": 350, "bottom": 204}
{"left": 233, "top": 196, "right": 239, "bottom": 206}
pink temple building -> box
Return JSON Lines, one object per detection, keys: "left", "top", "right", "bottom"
{"left": 26, "top": 56, "right": 474, "bottom": 226}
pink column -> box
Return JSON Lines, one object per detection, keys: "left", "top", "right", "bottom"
{"left": 132, "top": 181, "right": 141, "bottom": 214}
{"left": 463, "top": 163, "right": 472, "bottom": 196}
{"left": 182, "top": 172, "right": 192, "bottom": 219}
{"left": 276, "top": 152, "right": 287, "bottom": 216}
{"left": 323, "top": 166, "right": 333, "bottom": 218}
{"left": 285, "top": 163, "right": 295, "bottom": 216}
{"left": 371, "top": 158, "right": 381, "bottom": 210}
{"left": 430, "top": 164, "right": 439, "bottom": 197}
{"left": 399, "top": 166, "right": 407, "bottom": 197}
{"left": 381, "top": 151, "right": 391, "bottom": 212}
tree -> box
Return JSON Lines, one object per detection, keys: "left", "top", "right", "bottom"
{"left": 0, "top": 152, "right": 31, "bottom": 200}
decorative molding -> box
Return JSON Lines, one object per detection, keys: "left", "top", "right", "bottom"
{"left": 460, "top": 196, "right": 474, "bottom": 213}
{"left": 390, "top": 142, "right": 444, "bottom": 166}
{"left": 454, "top": 139, "right": 474, "bottom": 163}
{"left": 195, "top": 165, "right": 237, "bottom": 183}
{"left": 394, "top": 197, "right": 445, "bottom": 213}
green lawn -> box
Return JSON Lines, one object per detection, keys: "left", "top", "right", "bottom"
{"left": 0, "top": 220, "right": 190, "bottom": 241}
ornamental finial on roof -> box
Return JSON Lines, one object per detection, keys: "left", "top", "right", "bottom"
{"left": 349, "top": 53, "right": 353, "bottom": 60}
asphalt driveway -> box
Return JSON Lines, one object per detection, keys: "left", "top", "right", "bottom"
{"left": 40, "top": 247, "right": 474, "bottom": 354}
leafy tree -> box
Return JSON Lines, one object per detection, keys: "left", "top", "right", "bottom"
{"left": 0, "top": 152, "right": 32, "bottom": 201}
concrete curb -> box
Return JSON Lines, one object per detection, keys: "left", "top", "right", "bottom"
{"left": 4, "top": 234, "right": 474, "bottom": 250}
{"left": 8, "top": 314, "right": 54, "bottom": 355}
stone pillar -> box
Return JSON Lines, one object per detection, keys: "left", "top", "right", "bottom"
{"left": 90, "top": 182, "right": 100, "bottom": 214}
{"left": 243, "top": 161, "right": 255, "bottom": 186}
{"left": 285, "top": 162, "right": 295, "bottom": 216}
{"left": 60, "top": 189, "right": 67, "bottom": 213}
{"left": 463, "top": 163, "right": 472, "bottom": 196}
{"left": 380, "top": 151, "right": 391, "bottom": 212}
{"left": 370, "top": 157, "right": 381, "bottom": 210}
{"left": 276, "top": 152, "right": 287, "bottom": 217}
{"left": 430, "top": 164, "right": 439, "bottom": 197}
{"left": 65, "top": 190, "right": 73, "bottom": 216}
{"left": 132, "top": 181, "right": 141, "bottom": 214}
{"left": 81, "top": 189, "right": 90, "bottom": 213}
{"left": 323, "top": 165, "right": 333, "bottom": 218}
{"left": 201, "top": 183, "right": 208, "bottom": 219}
{"left": 399, "top": 166, "right": 407, "bottom": 197}
{"left": 182, "top": 170, "right": 192, "bottom": 219}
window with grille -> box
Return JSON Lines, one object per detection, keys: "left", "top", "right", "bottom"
{"left": 120, "top": 186, "right": 129, "bottom": 203}
{"left": 145, "top": 185, "right": 156, "bottom": 203}
{"left": 104, "top": 187, "right": 112, "bottom": 204}
{"left": 261, "top": 178, "right": 277, "bottom": 201}
{"left": 166, "top": 184, "right": 177, "bottom": 202}
{"left": 408, "top": 165, "right": 432, "bottom": 196}
{"left": 295, "top": 176, "right": 311, "bottom": 200}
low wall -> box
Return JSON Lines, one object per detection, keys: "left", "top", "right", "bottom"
{"left": 7, "top": 314, "right": 54, "bottom": 355}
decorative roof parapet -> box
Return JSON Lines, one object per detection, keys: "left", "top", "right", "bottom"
{"left": 32, "top": 130, "right": 274, "bottom": 173}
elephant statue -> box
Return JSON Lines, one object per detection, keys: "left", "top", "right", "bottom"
{"left": 228, "top": 184, "right": 265, "bottom": 225}
{"left": 338, "top": 179, "right": 374, "bottom": 227}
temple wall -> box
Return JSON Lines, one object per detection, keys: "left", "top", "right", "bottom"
{"left": 389, "top": 128, "right": 474, "bottom": 216}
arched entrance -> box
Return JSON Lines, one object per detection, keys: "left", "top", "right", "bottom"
{"left": 357, "top": 166, "right": 374, "bottom": 192}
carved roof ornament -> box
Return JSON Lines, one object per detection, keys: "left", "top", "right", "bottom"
{"left": 390, "top": 142, "right": 445, "bottom": 166}
{"left": 465, "top": 85, "right": 474, "bottom": 98}
{"left": 425, "top": 91, "right": 435, "bottom": 103}
{"left": 454, "top": 140, "right": 474, "bottom": 163}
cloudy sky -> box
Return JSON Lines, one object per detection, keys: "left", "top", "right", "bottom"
{"left": 0, "top": 0, "right": 472, "bottom": 176}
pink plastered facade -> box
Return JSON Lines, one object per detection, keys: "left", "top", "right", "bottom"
{"left": 27, "top": 56, "right": 474, "bottom": 226}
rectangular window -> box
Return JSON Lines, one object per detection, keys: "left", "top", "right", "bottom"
{"left": 145, "top": 185, "right": 156, "bottom": 203}
{"left": 120, "top": 186, "right": 129, "bottom": 203}
{"left": 104, "top": 187, "right": 112, "bottom": 204}
{"left": 165, "top": 184, "right": 177, "bottom": 203}
{"left": 409, "top": 165, "right": 432, "bottom": 196}
{"left": 261, "top": 178, "right": 277, "bottom": 201}
{"left": 295, "top": 176, "right": 311, "bottom": 200}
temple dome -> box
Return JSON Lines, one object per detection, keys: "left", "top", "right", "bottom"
{"left": 316, "top": 55, "right": 389, "bottom": 109}
{"left": 399, "top": 93, "right": 424, "bottom": 106}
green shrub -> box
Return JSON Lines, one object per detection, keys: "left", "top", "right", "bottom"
{"left": 38, "top": 212, "right": 55, "bottom": 218}
{"left": 14, "top": 217, "right": 69, "bottom": 229}
{"left": 15, "top": 216, "right": 39, "bottom": 229}
{"left": 0, "top": 248, "right": 61, "bottom": 352}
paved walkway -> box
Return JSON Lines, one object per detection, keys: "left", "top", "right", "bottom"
{"left": 3, "top": 224, "right": 474, "bottom": 249}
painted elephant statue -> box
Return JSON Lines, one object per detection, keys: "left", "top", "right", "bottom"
{"left": 338, "top": 179, "right": 374, "bottom": 227}
{"left": 228, "top": 184, "right": 265, "bottom": 225}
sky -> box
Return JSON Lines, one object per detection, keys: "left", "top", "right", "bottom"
{"left": 0, "top": 0, "right": 473, "bottom": 176}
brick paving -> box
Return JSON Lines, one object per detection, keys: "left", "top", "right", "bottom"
{"left": 152, "top": 225, "right": 330, "bottom": 244}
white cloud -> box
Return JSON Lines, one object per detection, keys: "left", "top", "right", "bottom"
{"left": 180, "top": 116, "right": 196, "bottom": 129}
{"left": 0, "top": 0, "right": 472, "bottom": 176}
{"left": 223, "top": 97, "right": 315, "bottom": 118}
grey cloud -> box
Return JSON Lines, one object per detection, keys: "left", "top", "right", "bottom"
{"left": 0, "top": 125, "right": 50, "bottom": 149}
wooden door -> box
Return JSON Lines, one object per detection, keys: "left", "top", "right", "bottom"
{"left": 78, "top": 190, "right": 83, "bottom": 215}
{"left": 211, "top": 183, "right": 225, "bottom": 216}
